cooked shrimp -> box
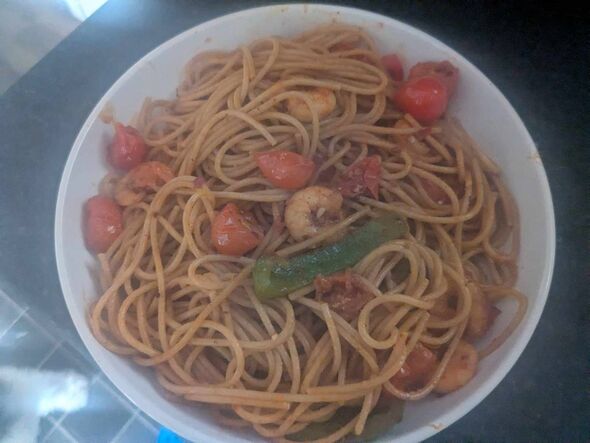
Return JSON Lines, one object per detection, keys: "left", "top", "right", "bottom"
{"left": 285, "top": 186, "right": 343, "bottom": 241}
{"left": 435, "top": 340, "right": 478, "bottom": 394}
{"left": 286, "top": 88, "right": 337, "bottom": 122}
{"left": 115, "top": 161, "right": 175, "bottom": 206}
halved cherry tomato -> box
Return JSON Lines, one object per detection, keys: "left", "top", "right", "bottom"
{"left": 211, "top": 203, "right": 263, "bottom": 256}
{"left": 108, "top": 123, "right": 147, "bottom": 171}
{"left": 84, "top": 195, "right": 123, "bottom": 253}
{"left": 409, "top": 60, "right": 459, "bottom": 96}
{"left": 336, "top": 155, "right": 381, "bottom": 199}
{"left": 381, "top": 54, "right": 404, "bottom": 81}
{"left": 393, "top": 76, "right": 449, "bottom": 125}
{"left": 255, "top": 150, "right": 315, "bottom": 190}
{"left": 390, "top": 342, "right": 438, "bottom": 391}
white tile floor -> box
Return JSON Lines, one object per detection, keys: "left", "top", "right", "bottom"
{"left": 0, "top": 0, "right": 107, "bottom": 94}
{"left": 0, "top": 289, "right": 161, "bottom": 442}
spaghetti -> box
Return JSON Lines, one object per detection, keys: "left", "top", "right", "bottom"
{"left": 87, "top": 24, "right": 526, "bottom": 442}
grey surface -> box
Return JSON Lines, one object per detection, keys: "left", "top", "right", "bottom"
{"left": 0, "top": 0, "right": 86, "bottom": 93}
{"left": 0, "top": 0, "right": 588, "bottom": 442}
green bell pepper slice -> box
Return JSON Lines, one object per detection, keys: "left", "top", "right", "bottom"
{"left": 253, "top": 214, "right": 407, "bottom": 299}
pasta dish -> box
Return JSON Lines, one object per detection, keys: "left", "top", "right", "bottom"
{"left": 82, "top": 24, "right": 526, "bottom": 442}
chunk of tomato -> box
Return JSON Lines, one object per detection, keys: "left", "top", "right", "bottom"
{"left": 314, "top": 270, "right": 372, "bottom": 321}
{"left": 211, "top": 203, "right": 263, "bottom": 256}
{"left": 390, "top": 343, "right": 438, "bottom": 391}
{"left": 409, "top": 60, "right": 459, "bottom": 96}
{"left": 393, "top": 76, "right": 449, "bottom": 125}
{"left": 336, "top": 155, "right": 381, "bottom": 199}
{"left": 108, "top": 123, "right": 147, "bottom": 171}
{"left": 255, "top": 150, "right": 315, "bottom": 190}
{"left": 84, "top": 195, "right": 123, "bottom": 253}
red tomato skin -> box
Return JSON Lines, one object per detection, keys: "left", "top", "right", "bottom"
{"left": 381, "top": 54, "right": 404, "bottom": 81}
{"left": 108, "top": 123, "right": 147, "bottom": 171}
{"left": 393, "top": 76, "right": 449, "bottom": 125}
{"left": 211, "top": 203, "right": 263, "bottom": 256}
{"left": 409, "top": 60, "right": 459, "bottom": 96}
{"left": 337, "top": 155, "right": 382, "bottom": 199}
{"left": 255, "top": 150, "right": 315, "bottom": 190}
{"left": 84, "top": 195, "right": 123, "bottom": 253}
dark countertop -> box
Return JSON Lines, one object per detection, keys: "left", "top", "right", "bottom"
{"left": 0, "top": 0, "right": 588, "bottom": 441}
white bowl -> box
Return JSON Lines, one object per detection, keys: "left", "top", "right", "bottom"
{"left": 55, "top": 4, "right": 555, "bottom": 442}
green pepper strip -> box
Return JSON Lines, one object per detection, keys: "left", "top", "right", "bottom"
{"left": 253, "top": 214, "right": 407, "bottom": 299}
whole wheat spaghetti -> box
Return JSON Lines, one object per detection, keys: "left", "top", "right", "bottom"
{"left": 87, "top": 24, "right": 526, "bottom": 442}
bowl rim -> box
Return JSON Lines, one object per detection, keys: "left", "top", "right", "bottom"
{"left": 55, "top": 3, "right": 556, "bottom": 442}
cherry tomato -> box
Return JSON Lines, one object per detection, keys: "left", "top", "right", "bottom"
{"left": 84, "top": 195, "right": 123, "bottom": 253}
{"left": 336, "top": 155, "right": 381, "bottom": 199}
{"left": 409, "top": 60, "right": 459, "bottom": 96}
{"left": 393, "top": 76, "right": 449, "bottom": 125}
{"left": 108, "top": 123, "right": 147, "bottom": 171}
{"left": 381, "top": 53, "right": 404, "bottom": 81}
{"left": 390, "top": 343, "right": 438, "bottom": 391}
{"left": 211, "top": 203, "right": 263, "bottom": 256}
{"left": 255, "top": 150, "right": 315, "bottom": 190}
